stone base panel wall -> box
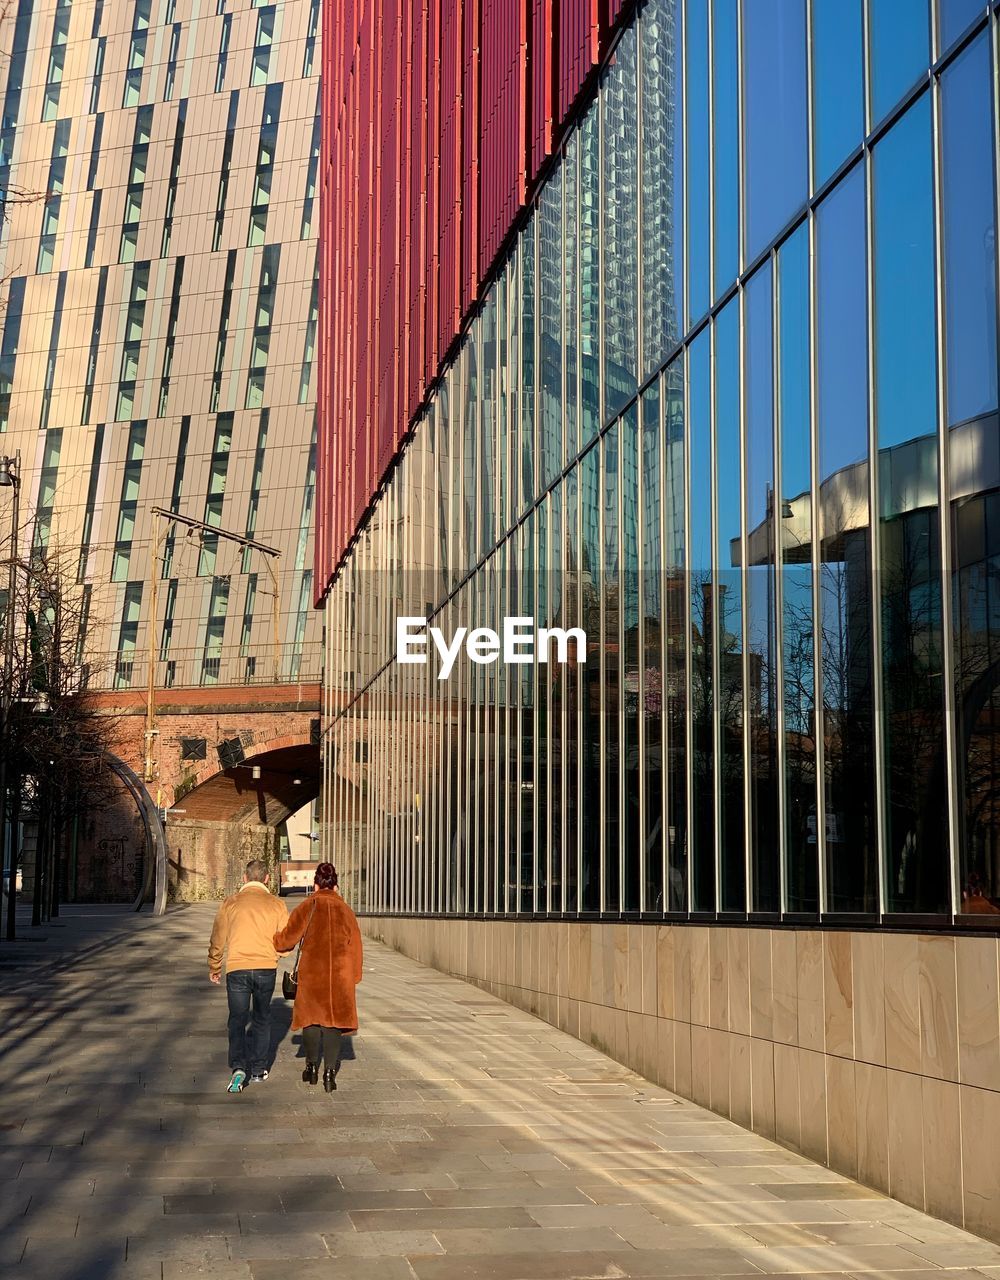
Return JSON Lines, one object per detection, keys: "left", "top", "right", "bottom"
{"left": 360, "top": 916, "right": 1000, "bottom": 1244}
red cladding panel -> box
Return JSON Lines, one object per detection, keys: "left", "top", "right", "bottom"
{"left": 461, "top": 0, "right": 480, "bottom": 315}
{"left": 316, "top": 0, "right": 629, "bottom": 599}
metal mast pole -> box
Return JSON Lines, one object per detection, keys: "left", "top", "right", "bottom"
{"left": 144, "top": 521, "right": 164, "bottom": 784}
{"left": 1, "top": 452, "right": 21, "bottom": 941}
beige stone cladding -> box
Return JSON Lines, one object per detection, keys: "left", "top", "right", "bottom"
{"left": 0, "top": 0, "right": 322, "bottom": 690}
{"left": 360, "top": 916, "right": 1000, "bottom": 1244}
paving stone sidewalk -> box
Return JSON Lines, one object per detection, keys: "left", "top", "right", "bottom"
{"left": 1, "top": 903, "right": 999, "bottom": 1280}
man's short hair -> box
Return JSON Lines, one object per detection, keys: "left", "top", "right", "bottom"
{"left": 245, "top": 859, "right": 268, "bottom": 883}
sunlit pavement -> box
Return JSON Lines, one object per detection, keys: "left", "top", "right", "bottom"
{"left": 2, "top": 905, "right": 1000, "bottom": 1280}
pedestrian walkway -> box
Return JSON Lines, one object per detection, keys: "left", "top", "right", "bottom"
{"left": 1, "top": 904, "right": 999, "bottom": 1280}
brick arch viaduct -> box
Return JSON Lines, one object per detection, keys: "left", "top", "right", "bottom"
{"left": 87, "top": 682, "right": 323, "bottom": 903}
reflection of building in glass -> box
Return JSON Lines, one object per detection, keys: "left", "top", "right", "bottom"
{"left": 318, "top": 0, "right": 1000, "bottom": 1235}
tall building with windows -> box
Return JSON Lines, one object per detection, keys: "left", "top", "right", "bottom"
{"left": 319, "top": 0, "right": 1000, "bottom": 1242}
{"left": 0, "top": 0, "right": 322, "bottom": 696}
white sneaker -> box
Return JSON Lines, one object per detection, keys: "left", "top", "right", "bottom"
{"left": 227, "top": 1069, "right": 247, "bottom": 1093}
{"left": 249, "top": 1071, "right": 269, "bottom": 1083}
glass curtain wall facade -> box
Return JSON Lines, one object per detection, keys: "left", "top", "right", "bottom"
{"left": 323, "top": 0, "right": 1000, "bottom": 928}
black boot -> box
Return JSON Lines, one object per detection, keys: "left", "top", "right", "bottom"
{"left": 302, "top": 1062, "right": 319, "bottom": 1085}
{"left": 323, "top": 1067, "right": 337, "bottom": 1093}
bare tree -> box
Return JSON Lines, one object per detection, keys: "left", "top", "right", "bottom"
{"left": 1, "top": 537, "right": 124, "bottom": 938}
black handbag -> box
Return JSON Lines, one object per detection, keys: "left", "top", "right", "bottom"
{"left": 282, "top": 899, "right": 317, "bottom": 1000}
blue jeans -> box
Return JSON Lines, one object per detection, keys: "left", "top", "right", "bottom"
{"left": 226, "top": 969, "right": 275, "bottom": 1073}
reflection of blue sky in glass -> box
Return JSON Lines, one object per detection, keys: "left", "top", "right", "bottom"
{"left": 712, "top": 0, "right": 738, "bottom": 298}
{"left": 778, "top": 225, "right": 813, "bottom": 739}
{"left": 779, "top": 225, "right": 810, "bottom": 506}
{"left": 689, "top": 331, "right": 711, "bottom": 576}
{"left": 745, "top": 262, "right": 774, "bottom": 662}
{"left": 686, "top": 0, "right": 710, "bottom": 323}
{"left": 743, "top": 0, "right": 807, "bottom": 262}
{"left": 874, "top": 95, "right": 937, "bottom": 450}
{"left": 812, "top": 0, "right": 863, "bottom": 190}
{"left": 941, "top": 33, "right": 998, "bottom": 426}
{"left": 745, "top": 262, "right": 773, "bottom": 533}
{"left": 940, "top": 0, "right": 983, "bottom": 51}
{"left": 817, "top": 164, "right": 867, "bottom": 484}
{"left": 715, "top": 300, "right": 740, "bottom": 566}
{"left": 869, "top": 0, "right": 929, "bottom": 125}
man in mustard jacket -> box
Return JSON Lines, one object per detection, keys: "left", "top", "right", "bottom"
{"left": 208, "top": 859, "right": 288, "bottom": 1093}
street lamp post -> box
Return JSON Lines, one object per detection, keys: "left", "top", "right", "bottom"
{"left": 0, "top": 452, "right": 22, "bottom": 942}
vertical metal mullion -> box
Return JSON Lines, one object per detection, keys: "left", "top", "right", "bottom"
{"left": 533, "top": 209, "right": 542, "bottom": 915}
{"left": 735, "top": 0, "right": 745, "bottom": 278}
{"left": 618, "top": 425, "right": 626, "bottom": 919}
{"left": 634, "top": 12, "right": 647, "bottom": 915}
{"left": 560, "top": 151, "right": 570, "bottom": 918}
{"left": 598, "top": 62, "right": 606, "bottom": 430}
{"left": 599, "top": 441, "right": 607, "bottom": 917}
{"left": 864, "top": 139, "right": 888, "bottom": 919}
{"left": 707, "top": 0, "right": 716, "bottom": 305}
{"left": 637, "top": 428, "right": 647, "bottom": 914}
{"left": 862, "top": 0, "right": 873, "bottom": 136}
{"left": 660, "top": 370, "right": 669, "bottom": 912}
{"left": 739, "top": 279, "right": 753, "bottom": 913}
{"left": 546, "top": 497, "right": 554, "bottom": 918}
{"left": 683, "top": 344, "right": 695, "bottom": 917}
{"left": 772, "top": 246, "right": 788, "bottom": 917}
{"left": 808, "top": 205, "right": 828, "bottom": 916}
{"left": 735, "top": 0, "right": 751, "bottom": 915}
{"left": 575, "top": 144, "right": 584, "bottom": 920}
{"left": 635, "top": 10, "right": 648, "bottom": 916}
{"left": 492, "top": 556, "right": 500, "bottom": 917}
{"left": 710, "top": 316, "right": 723, "bottom": 916}
{"left": 931, "top": 57, "right": 961, "bottom": 918}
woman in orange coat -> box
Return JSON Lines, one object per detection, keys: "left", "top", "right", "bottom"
{"left": 274, "top": 863, "right": 363, "bottom": 1091}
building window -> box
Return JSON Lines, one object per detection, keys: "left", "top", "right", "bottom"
{"left": 246, "top": 83, "right": 281, "bottom": 246}
{"left": 164, "top": 22, "right": 182, "bottom": 100}
{"left": 90, "top": 35, "right": 106, "bottom": 114}
{"left": 212, "top": 91, "right": 240, "bottom": 251}
{"left": 81, "top": 267, "right": 109, "bottom": 424}
{"left": 210, "top": 250, "right": 237, "bottom": 411}
{"left": 42, "top": 0, "right": 71, "bottom": 122}
{"left": 119, "top": 106, "right": 153, "bottom": 264}
{"left": 0, "top": 277, "right": 25, "bottom": 433}
{"left": 39, "top": 273, "right": 68, "bottom": 431}
{"left": 114, "top": 583, "right": 143, "bottom": 689}
{"left": 242, "top": 410, "right": 269, "bottom": 571}
{"left": 122, "top": 0, "right": 152, "bottom": 107}
{"left": 300, "top": 109, "right": 319, "bottom": 239}
{"left": 201, "top": 576, "right": 231, "bottom": 684}
{"left": 117, "top": 262, "right": 150, "bottom": 420}
{"left": 158, "top": 257, "right": 185, "bottom": 413}
{"left": 162, "top": 416, "right": 191, "bottom": 578}
{"left": 32, "top": 429, "right": 63, "bottom": 560}
{"left": 77, "top": 423, "right": 106, "bottom": 581}
{"left": 250, "top": 7, "right": 276, "bottom": 86}
{"left": 245, "top": 245, "right": 280, "bottom": 408}
{"left": 112, "top": 422, "right": 147, "bottom": 582}
{"left": 215, "top": 14, "right": 231, "bottom": 92}
{"left": 302, "top": 0, "right": 320, "bottom": 77}
{"left": 198, "top": 413, "right": 234, "bottom": 575}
